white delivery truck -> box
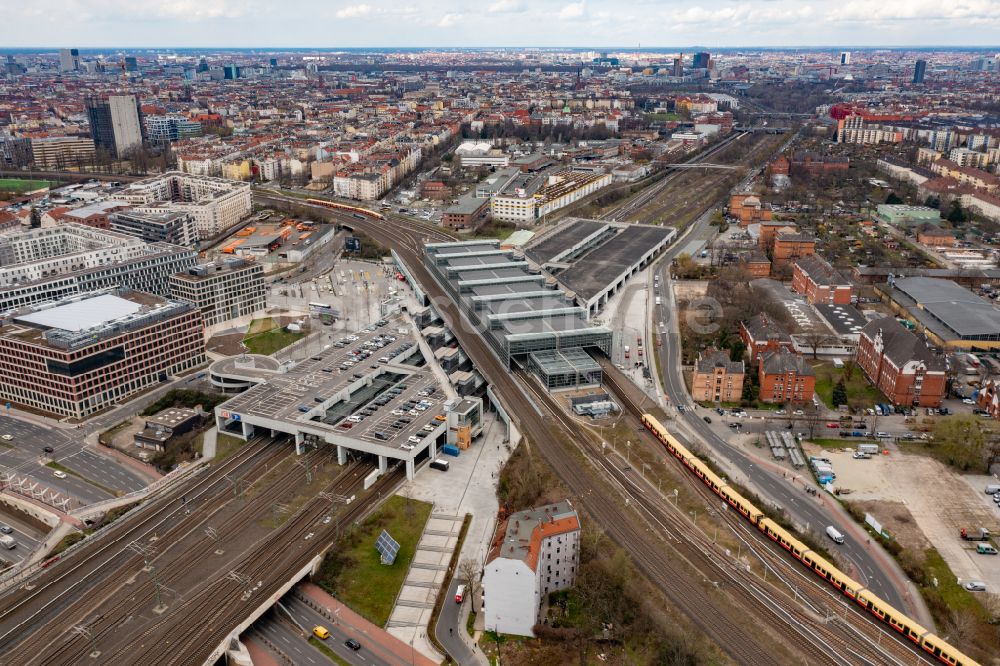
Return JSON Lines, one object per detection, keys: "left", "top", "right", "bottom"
{"left": 826, "top": 526, "right": 845, "bottom": 544}
{"left": 0, "top": 535, "right": 15, "bottom": 549}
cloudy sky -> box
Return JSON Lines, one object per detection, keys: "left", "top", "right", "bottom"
{"left": 6, "top": 0, "right": 1000, "bottom": 48}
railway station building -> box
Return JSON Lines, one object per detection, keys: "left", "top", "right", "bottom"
{"left": 522, "top": 218, "right": 675, "bottom": 317}
{"left": 422, "top": 240, "right": 612, "bottom": 377}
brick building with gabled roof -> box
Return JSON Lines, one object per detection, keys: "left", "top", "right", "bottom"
{"left": 854, "top": 317, "right": 946, "bottom": 407}
{"left": 482, "top": 500, "right": 581, "bottom": 636}
{"left": 740, "top": 313, "right": 794, "bottom": 363}
{"left": 692, "top": 348, "right": 745, "bottom": 403}
{"left": 791, "top": 255, "right": 853, "bottom": 305}
{"left": 758, "top": 349, "right": 816, "bottom": 404}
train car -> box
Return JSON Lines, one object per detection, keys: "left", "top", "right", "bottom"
{"left": 305, "top": 198, "right": 385, "bottom": 220}
{"left": 638, "top": 413, "right": 980, "bottom": 666}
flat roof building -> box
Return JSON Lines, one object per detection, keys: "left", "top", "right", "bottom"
{"left": 423, "top": 240, "right": 611, "bottom": 371}
{"left": 874, "top": 204, "right": 942, "bottom": 227}
{"left": 0, "top": 290, "right": 205, "bottom": 418}
{"left": 0, "top": 224, "right": 197, "bottom": 313}
{"left": 168, "top": 258, "right": 266, "bottom": 328}
{"left": 884, "top": 276, "right": 1000, "bottom": 348}
{"left": 110, "top": 209, "right": 198, "bottom": 247}
{"left": 113, "top": 171, "right": 252, "bottom": 240}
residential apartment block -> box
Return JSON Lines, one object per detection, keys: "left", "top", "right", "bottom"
{"left": 692, "top": 349, "right": 745, "bottom": 403}
{"left": 791, "top": 255, "right": 853, "bottom": 305}
{"left": 0, "top": 224, "right": 197, "bottom": 313}
{"left": 0, "top": 290, "right": 205, "bottom": 418}
{"left": 168, "top": 258, "right": 266, "bottom": 328}
{"left": 113, "top": 172, "right": 252, "bottom": 240}
{"left": 110, "top": 210, "right": 198, "bottom": 247}
{"left": 482, "top": 501, "right": 581, "bottom": 637}
{"left": 854, "top": 317, "right": 947, "bottom": 407}
{"left": 490, "top": 168, "right": 612, "bottom": 224}
{"left": 757, "top": 349, "right": 816, "bottom": 404}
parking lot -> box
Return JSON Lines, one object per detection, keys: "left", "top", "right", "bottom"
{"left": 805, "top": 443, "right": 1000, "bottom": 592}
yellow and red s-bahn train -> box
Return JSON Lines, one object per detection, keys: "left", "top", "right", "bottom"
{"left": 640, "top": 413, "right": 978, "bottom": 666}
{"left": 304, "top": 198, "right": 385, "bottom": 220}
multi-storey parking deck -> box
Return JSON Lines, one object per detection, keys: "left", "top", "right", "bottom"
{"left": 214, "top": 316, "right": 478, "bottom": 479}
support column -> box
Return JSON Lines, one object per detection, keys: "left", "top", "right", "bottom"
{"left": 295, "top": 432, "right": 304, "bottom": 455}
{"left": 378, "top": 455, "right": 387, "bottom": 474}
{"left": 405, "top": 458, "right": 415, "bottom": 480}
{"left": 337, "top": 445, "right": 347, "bottom": 465}
{"left": 430, "top": 440, "right": 438, "bottom": 460}
{"left": 240, "top": 421, "right": 254, "bottom": 440}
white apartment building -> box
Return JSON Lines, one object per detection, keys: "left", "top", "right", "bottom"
{"left": 482, "top": 501, "right": 581, "bottom": 637}
{"left": 490, "top": 169, "right": 612, "bottom": 224}
{"left": 113, "top": 172, "right": 252, "bottom": 240}
{"left": 0, "top": 225, "right": 147, "bottom": 287}
{"left": 949, "top": 148, "right": 990, "bottom": 169}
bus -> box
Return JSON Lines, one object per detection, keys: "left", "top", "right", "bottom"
{"left": 309, "top": 302, "right": 339, "bottom": 317}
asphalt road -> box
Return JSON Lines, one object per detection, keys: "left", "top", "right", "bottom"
{"left": 0, "top": 413, "right": 147, "bottom": 505}
{"left": 250, "top": 617, "right": 331, "bottom": 666}
{"left": 435, "top": 579, "right": 478, "bottom": 665}
{"left": 652, "top": 217, "right": 910, "bottom": 611}
{"left": 283, "top": 595, "right": 395, "bottom": 666}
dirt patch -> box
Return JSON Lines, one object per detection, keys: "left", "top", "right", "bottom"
{"left": 850, "top": 500, "right": 931, "bottom": 555}
{"left": 207, "top": 332, "right": 245, "bottom": 356}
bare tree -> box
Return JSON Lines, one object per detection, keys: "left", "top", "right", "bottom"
{"left": 800, "top": 331, "right": 828, "bottom": 360}
{"left": 458, "top": 557, "right": 482, "bottom": 614}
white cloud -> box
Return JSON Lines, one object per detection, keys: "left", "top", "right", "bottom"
{"left": 558, "top": 2, "right": 585, "bottom": 20}
{"left": 438, "top": 12, "right": 462, "bottom": 27}
{"left": 336, "top": 4, "right": 372, "bottom": 19}
{"left": 487, "top": 0, "right": 524, "bottom": 13}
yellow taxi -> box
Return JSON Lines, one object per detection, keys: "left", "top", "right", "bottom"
{"left": 312, "top": 626, "right": 330, "bottom": 640}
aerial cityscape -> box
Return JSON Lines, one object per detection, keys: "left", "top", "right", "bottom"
{"left": 0, "top": 5, "right": 999, "bottom": 666}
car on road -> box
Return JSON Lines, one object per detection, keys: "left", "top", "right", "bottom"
{"left": 715, "top": 407, "right": 724, "bottom": 416}
{"left": 703, "top": 416, "right": 712, "bottom": 423}
{"left": 455, "top": 584, "right": 466, "bottom": 603}
{"left": 962, "top": 398, "right": 976, "bottom": 405}
{"left": 313, "top": 626, "right": 330, "bottom": 640}
{"left": 853, "top": 452, "right": 870, "bottom": 460}
{"left": 42, "top": 446, "right": 54, "bottom": 454}
{"left": 728, "top": 422, "right": 741, "bottom": 429}
{"left": 775, "top": 409, "right": 786, "bottom": 415}
{"left": 792, "top": 410, "right": 804, "bottom": 416}
{"left": 52, "top": 470, "right": 67, "bottom": 479}
{"left": 964, "top": 581, "right": 987, "bottom": 592}
{"left": 826, "top": 422, "right": 839, "bottom": 428}
{"left": 0, "top": 524, "right": 12, "bottom": 534}
{"left": 345, "top": 638, "right": 362, "bottom": 651}
{"left": 0, "top": 434, "right": 11, "bottom": 441}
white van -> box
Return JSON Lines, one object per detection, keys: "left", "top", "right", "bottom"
{"left": 826, "top": 526, "right": 845, "bottom": 544}
{"left": 655, "top": 297, "right": 661, "bottom": 306}
{"left": 986, "top": 484, "right": 1000, "bottom": 495}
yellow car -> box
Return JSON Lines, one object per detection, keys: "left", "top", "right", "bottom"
{"left": 312, "top": 626, "right": 330, "bottom": 640}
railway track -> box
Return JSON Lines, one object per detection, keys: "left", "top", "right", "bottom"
{"left": 601, "top": 131, "right": 747, "bottom": 222}
{"left": 255, "top": 195, "right": 856, "bottom": 662}
{"left": 101, "top": 461, "right": 401, "bottom": 665}
{"left": 0, "top": 435, "right": 289, "bottom": 657}
{"left": 8, "top": 448, "right": 340, "bottom": 665}
{"left": 598, "top": 361, "right": 936, "bottom": 666}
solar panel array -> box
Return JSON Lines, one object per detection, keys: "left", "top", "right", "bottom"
{"left": 375, "top": 529, "right": 400, "bottom": 565}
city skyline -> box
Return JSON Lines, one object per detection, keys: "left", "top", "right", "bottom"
{"left": 6, "top": 0, "right": 1000, "bottom": 49}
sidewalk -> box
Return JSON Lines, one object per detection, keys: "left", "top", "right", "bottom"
{"left": 297, "top": 583, "right": 438, "bottom": 666}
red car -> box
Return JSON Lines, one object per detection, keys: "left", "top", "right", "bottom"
{"left": 826, "top": 422, "right": 840, "bottom": 429}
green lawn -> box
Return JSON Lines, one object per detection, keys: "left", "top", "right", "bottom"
{"left": 920, "top": 548, "right": 989, "bottom": 620}
{"left": 242, "top": 317, "right": 305, "bottom": 355}
{"left": 0, "top": 178, "right": 52, "bottom": 193}
{"left": 213, "top": 433, "right": 246, "bottom": 461}
{"left": 811, "top": 361, "right": 884, "bottom": 410}
{"left": 308, "top": 637, "right": 351, "bottom": 665}
{"left": 644, "top": 112, "right": 682, "bottom": 122}
{"left": 315, "top": 495, "right": 432, "bottom": 626}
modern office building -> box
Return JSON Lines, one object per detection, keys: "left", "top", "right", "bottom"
{"left": 0, "top": 289, "right": 205, "bottom": 418}
{"left": 0, "top": 224, "right": 197, "bottom": 313}
{"left": 113, "top": 172, "right": 252, "bottom": 240}
{"left": 58, "top": 48, "right": 79, "bottom": 72}
{"left": 86, "top": 95, "right": 145, "bottom": 157}
{"left": 110, "top": 210, "right": 198, "bottom": 247}
{"left": 423, "top": 240, "right": 611, "bottom": 375}
{"left": 840, "top": 51, "right": 851, "bottom": 65}
{"left": 693, "top": 51, "right": 711, "bottom": 69}
{"left": 482, "top": 500, "right": 581, "bottom": 637}
{"left": 145, "top": 115, "right": 203, "bottom": 144}
{"left": 168, "top": 258, "right": 266, "bottom": 327}
{"left": 913, "top": 59, "right": 927, "bottom": 84}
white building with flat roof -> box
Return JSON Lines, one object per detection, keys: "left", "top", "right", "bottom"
{"left": 113, "top": 171, "right": 252, "bottom": 240}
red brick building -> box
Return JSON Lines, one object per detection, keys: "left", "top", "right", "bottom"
{"left": 977, "top": 380, "right": 1000, "bottom": 420}
{"left": 729, "top": 193, "right": 773, "bottom": 227}
{"left": 789, "top": 151, "right": 850, "bottom": 174}
{"left": 854, "top": 317, "right": 947, "bottom": 408}
{"left": 740, "top": 313, "right": 794, "bottom": 364}
{"left": 790, "top": 255, "right": 853, "bottom": 305}
{"left": 772, "top": 232, "right": 817, "bottom": 269}
{"left": 691, "top": 348, "right": 745, "bottom": 403}
{"left": 758, "top": 349, "right": 816, "bottom": 404}
{"left": 915, "top": 224, "right": 955, "bottom": 247}
{"left": 740, "top": 252, "right": 771, "bottom": 278}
